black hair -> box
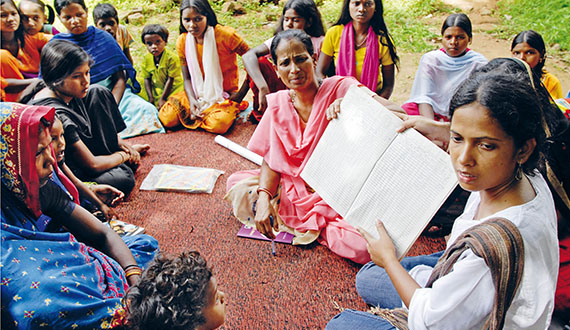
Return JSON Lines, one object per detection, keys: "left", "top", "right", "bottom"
{"left": 92, "top": 3, "right": 118, "bottom": 23}
{"left": 19, "top": 0, "right": 56, "bottom": 24}
{"left": 510, "top": 30, "right": 547, "bottom": 78}
{"left": 18, "top": 40, "right": 92, "bottom": 103}
{"left": 179, "top": 0, "right": 218, "bottom": 35}
{"left": 449, "top": 70, "right": 544, "bottom": 175}
{"left": 270, "top": 29, "right": 313, "bottom": 64}
{"left": 53, "top": 0, "right": 86, "bottom": 15}
{"left": 1, "top": 0, "right": 26, "bottom": 49}
{"left": 125, "top": 251, "right": 213, "bottom": 330}
{"left": 274, "top": 0, "right": 325, "bottom": 38}
{"left": 334, "top": 0, "right": 399, "bottom": 68}
{"left": 441, "top": 13, "right": 472, "bottom": 38}
{"left": 141, "top": 24, "right": 169, "bottom": 43}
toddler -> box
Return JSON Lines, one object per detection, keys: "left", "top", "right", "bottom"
{"left": 141, "top": 24, "right": 184, "bottom": 109}
{"left": 122, "top": 251, "right": 226, "bottom": 330}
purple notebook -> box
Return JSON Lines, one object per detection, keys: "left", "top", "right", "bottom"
{"left": 237, "top": 224, "right": 294, "bottom": 244}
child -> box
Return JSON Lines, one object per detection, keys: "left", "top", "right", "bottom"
{"left": 18, "top": 0, "right": 59, "bottom": 36}
{"left": 1, "top": 0, "right": 50, "bottom": 101}
{"left": 242, "top": 0, "right": 325, "bottom": 121}
{"left": 121, "top": 251, "right": 226, "bottom": 330}
{"left": 511, "top": 30, "right": 563, "bottom": 99}
{"left": 316, "top": 0, "right": 399, "bottom": 99}
{"left": 402, "top": 13, "right": 487, "bottom": 121}
{"left": 93, "top": 2, "right": 134, "bottom": 63}
{"left": 158, "top": 0, "right": 250, "bottom": 134}
{"left": 141, "top": 24, "right": 184, "bottom": 109}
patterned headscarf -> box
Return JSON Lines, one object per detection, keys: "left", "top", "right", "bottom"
{"left": 1, "top": 102, "right": 55, "bottom": 217}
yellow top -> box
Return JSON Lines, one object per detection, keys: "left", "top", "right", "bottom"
{"left": 321, "top": 24, "right": 394, "bottom": 90}
{"left": 542, "top": 71, "right": 563, "bottom": 99}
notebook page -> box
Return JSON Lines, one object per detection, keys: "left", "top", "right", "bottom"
{"left": 344, "top": 128, "right": 457, "bottom": 258}
{"left": 301, "top": 85, "right": 401, "bottom": 216}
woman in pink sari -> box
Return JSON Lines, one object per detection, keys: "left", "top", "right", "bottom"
{"left": 226, "top": 29, "right": 401, "bottom": 264}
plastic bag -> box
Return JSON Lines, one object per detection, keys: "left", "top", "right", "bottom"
{"left": 140, "top": 164, "right": 224, "bottom": 193}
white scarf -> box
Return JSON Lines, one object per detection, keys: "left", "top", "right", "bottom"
{"left": 185, "top": 26, "right": 225, "bottom": 112}
{"left": 407, "top": 49, "right": 487, "bottom": 117}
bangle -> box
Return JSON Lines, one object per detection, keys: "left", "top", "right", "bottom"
{"left": 123, "top": 264, "right": 139, "bottom": 271}
{"left": 125, "top": 266, "right": 142, "bottom": 278}
{"left": 118, "top": 152, "right": 126, "bottom": 163}
{"left": 257, "top": 187, "right": 274, "bottom": 200}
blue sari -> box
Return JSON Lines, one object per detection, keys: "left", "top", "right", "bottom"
{"left": 51, "top": 27, "right": 165, "bottom": 138}
{"left": 0, "top": 102, "right": 158, "bottom": 329}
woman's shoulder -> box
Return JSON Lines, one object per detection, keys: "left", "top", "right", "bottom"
{"left": 325, "top": 25, "right": 344, "bottom": 37}
{"left": 214, "top": 24, "right": 239, "bottom": 37}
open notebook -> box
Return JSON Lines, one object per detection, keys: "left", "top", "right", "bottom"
{"left": 301, "top": 85, "right": 458, "bottom": 259}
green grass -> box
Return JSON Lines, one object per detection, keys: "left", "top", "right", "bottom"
{"left": 493, "top": 0, "right": 570, "bottom": 62}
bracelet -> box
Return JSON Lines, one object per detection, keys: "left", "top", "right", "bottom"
{"left": 125, "top": 267, "right": 143, "bottom": 278}
{"left": 118, "top": 152, "right": 126, "bottom": 163}
{"left": 123, "top": 264, "right": 139, "bottom": 271}
{"left": 257, "top": 187, "right": 274, "bottom": 200}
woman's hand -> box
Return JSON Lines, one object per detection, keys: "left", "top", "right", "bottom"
{"left": 189, "top": 97, "right": 202, "bottom": 120}
{"left": 395, "top": 113, "right": 450, "bottom": 150}
{"left": 120, "top": 144, "right": 141, "bottom": 166}
{"left": 254, "top": 195, "right": 278, "bottom": 239}
{"left": 326, "top": 98, "right": 343, "bottom": 120}
{"left": 257, "top": 87, "right": 269, "bottom": 114}
{"left": 90, "top": 184, "right": 125, "bottom": 206}
{"left": 357, "top": 220, "right": 399, "bottom": 269}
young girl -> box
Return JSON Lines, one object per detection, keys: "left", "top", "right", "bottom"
{"left": 52, "top": 0, "right": 164, "bottom": 138}
{"left": 19, "top": 0, "right": 59, "bottom": 36}
{"left": 402, "top": 13, "right": 487, "bottom": 121}
{"left": 1, "top": 0, "right": 49, "bottom": 100}
{"left": 316, "top": 0, "right": 398, "bottom": 99}
{"left": 159, "top": 0, "right": 250, "bottom": 134}
{"left": 327, "top": 68, "right": 558, "bottom": 329}
{"left": 20, "top": 40, "right": 149, "bottom": 195}
{"left": 242, "top": 0, "right": 325, "bottom": 121}
{"left": 511, "top": 30, "right": 563, "bottom": 99}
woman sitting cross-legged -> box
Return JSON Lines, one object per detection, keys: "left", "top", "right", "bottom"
{"left": 326, "top": 64, "right": 559, "bottom": 329}
{"left": 225, "top": 29, "right": 403, "bottom": 264}
{"left": 20, "top": 40, "right": 148, "bottom": 195}
{"left": 0, "top": 102, "right": 159, "bottom": 329}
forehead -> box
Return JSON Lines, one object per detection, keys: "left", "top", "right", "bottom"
{"left": 38, "top": 126, "right": 51, "bottom": 145}
{"left": 144, "top": 33, "right": 164, "bottom": 42}
{"left": 1, "top": 3, "right": 18, "bottom": 11}
{"left": 19, "top": 2, "right": 42, "bottom": 14}
{"left": 443, "top": 26, "right": 468, "bottom": 36}
{"left": 182, "top": 7, "right": 203, "bottom": 18}
{"left": 97, "top": 17, "right": 117, "bottom": 24}
{"left": 275, "top": 38, "right": 309, "bottom": 59}
{"left": 512, "top": 42, "right": 537, "bottom": 52}
{"left": 451, "top": 102, "right": 509, "bottom": 138}
{"left": 283, "top": 8, "right": 300, "bottom": 17}
{"left": 60, "top": 3, "right": 86, "bottom": 14}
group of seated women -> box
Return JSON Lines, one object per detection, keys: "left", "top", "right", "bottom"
{"left": 2, "top": 0, "right": 569, "bottom": 328}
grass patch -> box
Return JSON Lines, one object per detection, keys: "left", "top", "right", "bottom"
{"left": 493, "top": 0, "right": 569, "bottom": 62}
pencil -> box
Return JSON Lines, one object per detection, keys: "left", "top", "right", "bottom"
{"left": 270, "top": 215, "right": 276, "bottom": 256}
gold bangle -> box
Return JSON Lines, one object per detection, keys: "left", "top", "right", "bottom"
{"left": 125, "top": 267, "right": 142, "bottom": 278}
{"left": 257, "top": 187, "right": 274, "bottom": 200}
{"left": 118, "top": 152, "right": 126, "bottom": 163}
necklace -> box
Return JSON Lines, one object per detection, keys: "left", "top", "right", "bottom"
{"left": 289, "top": 79, "right": 323, "bottom": 108}
{"left": 356, "top": 35, "right": 367, "bottom": 49}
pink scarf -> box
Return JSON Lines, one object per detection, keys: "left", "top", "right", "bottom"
{"left": 337, "top": 22, "right": 380, "bottom": 92}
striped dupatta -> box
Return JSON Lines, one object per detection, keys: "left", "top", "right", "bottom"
{"left": 372, "top": 217, "right": 525, "bottom": 330}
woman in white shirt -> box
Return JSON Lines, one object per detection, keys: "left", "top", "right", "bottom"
{"left": 326, "top": 64, "right": 559, "bottom": 329}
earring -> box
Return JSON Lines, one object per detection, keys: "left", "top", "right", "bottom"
{"left": 515, "top": 162, "right": 523, "bottom": 181}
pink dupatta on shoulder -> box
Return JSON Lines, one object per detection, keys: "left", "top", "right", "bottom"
{"left": 336, "top": 22, "right": 380, "bottom": 92}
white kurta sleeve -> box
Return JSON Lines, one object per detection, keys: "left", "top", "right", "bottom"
{"left": 408, "top": 250, "right": 495, "bottom": 330}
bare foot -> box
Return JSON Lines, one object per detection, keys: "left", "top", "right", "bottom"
{"left": 132, "top": 144, "right": 150, "bottom": 156}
